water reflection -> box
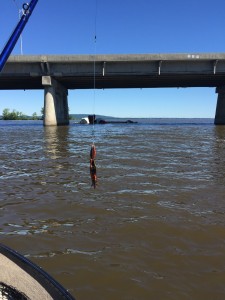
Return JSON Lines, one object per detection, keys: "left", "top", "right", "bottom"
{"left": 43, "top": 125, "right": 88, "bottom": 190}
{"left": 44, "top": 126, "right": 70, "bottom": 159}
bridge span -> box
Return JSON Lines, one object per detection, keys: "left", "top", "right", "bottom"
{"left": 1, "top": 53, "right": 225, "bottom": 125}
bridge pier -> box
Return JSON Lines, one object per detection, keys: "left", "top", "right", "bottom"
{"left": 215, "top": 87, "right": 225, "bottom": 125}
{"left": 42, "top": 76, "right": 69, "bottom": 126}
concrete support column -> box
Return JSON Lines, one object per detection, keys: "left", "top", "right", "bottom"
{"left": 215, "top": 86, "right": 225, "bottom": 125}
{"left": 42, "top": 76, "right": 69, "bottom": 126}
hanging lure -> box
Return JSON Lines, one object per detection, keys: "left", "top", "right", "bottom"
{"left": 90, "top": 144, "right": 97, "bottom": 188}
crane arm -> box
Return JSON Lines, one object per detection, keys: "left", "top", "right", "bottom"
{"left": 0, "top": 0, "right": 39, "bottom": 72}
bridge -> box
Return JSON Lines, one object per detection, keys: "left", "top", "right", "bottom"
{"left": 1, "top": 53, "right": 225, "bottom": 125}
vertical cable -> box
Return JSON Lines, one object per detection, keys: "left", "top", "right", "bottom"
{"left": 92, "top": 38, "right": 96, "bottom": 143}
{"left": 92, "top": 0, "right": 98, "bottom": 144}
{"left": 12, "top": 0, "right": 19, "bottom": 10}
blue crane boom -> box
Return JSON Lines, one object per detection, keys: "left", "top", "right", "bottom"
{"left": 0, "top": 0, "right": 39, "bottom": 72}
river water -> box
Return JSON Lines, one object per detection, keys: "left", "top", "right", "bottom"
{"left": 1, "top": 119, "right": 225, "bottom": 299}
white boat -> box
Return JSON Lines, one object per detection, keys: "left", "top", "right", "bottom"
{"left": 0, "top": 243, "right": 74, "bottom": 300}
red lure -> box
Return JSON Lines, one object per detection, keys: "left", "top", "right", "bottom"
{"left": 90, "top": 144, "right": 97, "bottom": 188}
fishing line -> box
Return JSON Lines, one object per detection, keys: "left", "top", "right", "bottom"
{"left": 92, "top": 0, "right": 98, "bottom": 143}
{"left": 92, "top": 42, "right": 96, "bottom": 143}
{"left": 89, "top": 0, "right": 98, "bottom": 189}
{"left": 12, "top": 0, "right": 19, "bottom": 10}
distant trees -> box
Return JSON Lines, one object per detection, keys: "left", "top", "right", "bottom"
{"left": 2, "top": 108, "right": 26, "bottom": 120}
{"left": 1, "top": 108, "right": 74, "bottom": 121}
{"left": 2, "top": 108, "right": 41, "bottom": 120}
{"left": 41, "top": 107, "right": 44, "bottom": 119}
{"left": 31, "top": 112, "right": 38, "bottom": 120}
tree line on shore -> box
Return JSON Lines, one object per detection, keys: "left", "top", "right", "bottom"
{"left": 1, "top": 108, "right": 76, "bottom": 121}
{"left": 1, "top": 108, "right": 44, "bottom": 120}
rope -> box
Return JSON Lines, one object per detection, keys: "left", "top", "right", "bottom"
{"left": 89, "top": 0, "right": 98, "bottom": 189}
{"left": 92, "top": 0, "right": 98, "bottom": 144}
{"left": 12, "top": 0, "right": 19, "bottom": 10}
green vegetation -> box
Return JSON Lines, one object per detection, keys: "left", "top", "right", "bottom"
{"left": 1, "top": 109, "right": 112, "bottom": 121}
{"left": 2, "top": 108, "right": 26, "bottom": 120}
{"left": 1, "top": 108, "right": 42, "bottom": 120}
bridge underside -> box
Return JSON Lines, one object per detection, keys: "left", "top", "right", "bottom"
{"left": 1, "top": 74, "right": 225, "bottom": 90}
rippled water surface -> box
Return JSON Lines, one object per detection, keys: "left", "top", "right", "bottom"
{"left": 1, "top": 119, "right": 225, "bottom": 299}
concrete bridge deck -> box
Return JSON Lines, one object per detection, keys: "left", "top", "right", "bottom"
{"left": 1, "top": 53, "right": 225, "bottom": 90}
{"left": 1, "top": 53, "right": 225, "bottom": 125}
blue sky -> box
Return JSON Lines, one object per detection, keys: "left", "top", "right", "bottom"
{"left": 0, "top": 0, "right": 224, "bottom": 117}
